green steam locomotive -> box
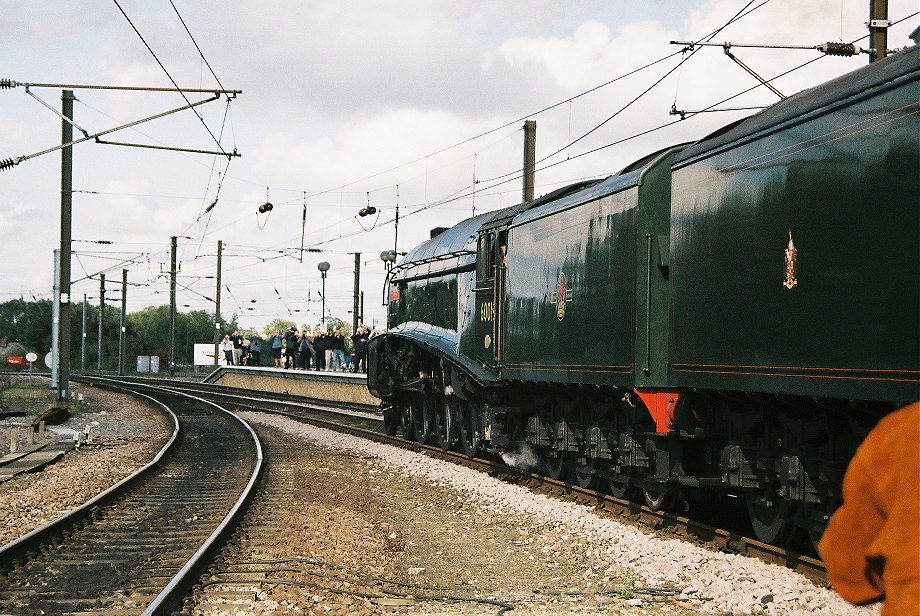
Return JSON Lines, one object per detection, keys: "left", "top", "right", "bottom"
{"left": 367, "top": 45, "right": 919, "bottom": 545}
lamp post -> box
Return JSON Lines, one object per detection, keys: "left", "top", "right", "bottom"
{"left": 317, "top": 261, "right": 330, "bottom": 323}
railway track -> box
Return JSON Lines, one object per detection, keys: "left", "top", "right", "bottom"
{"left": 0, "top": 379, "right": 262, "bottom": 615}
{"left": 119, "top": 376, "right": 827, "bottom": 585}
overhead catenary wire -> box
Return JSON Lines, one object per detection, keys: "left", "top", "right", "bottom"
{"left": 169, "top": 0, "right": 227, "bottom": 93}
{"left": 478, "top": 0, "right": 769, "bottom": 187}
{"left": 111, "top": 0, "right": 231, "bottom": 157}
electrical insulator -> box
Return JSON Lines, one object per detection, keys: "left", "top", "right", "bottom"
{"left": 359, "top": 206, "right": 377, "bottom": 217}
{"left": 0, "top": 79, "right": 13, "bottom": 89}
{"left": 258, "top": 202, "right": 273, "bottom": 213}
{"left": 821, "top": 42, "right": 860, "bottom": 57}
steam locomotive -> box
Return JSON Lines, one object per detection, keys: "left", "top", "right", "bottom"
{"left": 367, "top": 45, "right": 919, "bottom": 545}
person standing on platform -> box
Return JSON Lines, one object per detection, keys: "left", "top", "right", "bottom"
{"left": 298, "top": 330, "right": 313, "bottom": 370}
{"left": 240, "top": 337, "right": 250, "bottom": 365}
{"left": 314, "top": 330, "right": 327, "bottom": 371}
{"left": 249, "top": 331, "right": 262, "bottom": 366}
{"left": 220, "top": 335, "right": 234, "bottom": 365}
{"left": 324, "top": 330, "right": 335, "bottom": 371}
{"left": 331, "top": 328, "right": 346, "bottom": 371}
{"left": 269, "top": 329, "right": 283, "bottom": 367}
{"left": 230, "top": 330, "right": 243, "bottom": 366}
{"left": 351, "top": 326, "right": 369, "bottom": 373}
{"left": 284, "top": 327, "right": 298, "bottom": 369}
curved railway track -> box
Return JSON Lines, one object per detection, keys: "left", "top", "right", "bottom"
{"left": 4, "top": 372, "right": 825, "bottom": 596}
{"left": 120, "top": 375, "right": 827, "bottom": 585}
{"left": 0, "top": 379, "right": 262, "bottom": 615}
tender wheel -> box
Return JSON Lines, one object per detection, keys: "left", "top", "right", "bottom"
{"left": 643, "top": 484, "right": 677, "bottom": 511}
{"left": 459, "top": 397, "right": 482, "bottom": 457}
{"left": 747, "top": 494, "right": 798, "bottom": 545}
{"left": 412, "top": 394, "right": 434, "bottom": 445}
{"left": 571, "top": 458, "right": 596, "bottom": 489}
{"left": 383, "top": 404, "right": 400, "bottom": 436}
{"left": 607, "top": 473, "right": 633, "bottom": 500}
{"left": 435, "top": 396, "right": 458, "bottom": 451}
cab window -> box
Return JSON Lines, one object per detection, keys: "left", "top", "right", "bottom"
{"left": 477, "top": 232, "right": 496, "bottom": 281}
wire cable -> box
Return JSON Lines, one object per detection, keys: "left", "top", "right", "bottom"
{"left": 111, "top": 0, "right": 230, "bottom": 156}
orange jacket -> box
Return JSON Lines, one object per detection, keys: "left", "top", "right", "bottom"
{"left": 819, "top": 402, "right": 920, "bottom": 615}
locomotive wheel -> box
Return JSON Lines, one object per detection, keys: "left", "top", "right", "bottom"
{"left": 435, "top": 396, "right": 458, "bottom": 451}
{"left": 383, "top": 405, "right": 400, "bottom": 436}
{"left": 747, "top": 495, "right": 798, "bottom": 545}
{"left": 412, "top": 394, "right": 435, "bottom": 445}
{"left": 459, "top": 398, "right": 482, "bottom": 457}
{"left": 643, "top": 484, "right": 677, "bottom": 511}
{"left": 607, "top": 474, "right": 633, "bottom": 500}
{"left": 401, "top": 398, "right": 416, "bottom": 441}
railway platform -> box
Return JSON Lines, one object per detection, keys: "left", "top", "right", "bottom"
{"left": 203, "top": 365, "right": 378, "bottom": 406}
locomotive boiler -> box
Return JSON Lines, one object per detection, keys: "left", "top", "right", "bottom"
{"left": 367, "top": 45, "right": 919, "bottom": 545}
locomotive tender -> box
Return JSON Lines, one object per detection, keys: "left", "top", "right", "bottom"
{"left": 367, "top": 45, "right": 919, "bottom": 544}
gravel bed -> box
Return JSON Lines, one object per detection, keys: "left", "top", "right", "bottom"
{"left": 0, "top": 383, "right": 173, "bottom": 545}
{"left": 237, "top": 412, "right": 877, "bottom": 616}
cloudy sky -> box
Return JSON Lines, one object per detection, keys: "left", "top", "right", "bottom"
{"left": 1, "top": 1, "right": 916, "bottom": 334}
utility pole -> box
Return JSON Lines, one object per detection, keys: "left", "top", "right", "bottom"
{"left": 98, "top": 274, "right": 105, "bottom": 370}
{"left": 353, "top": 252, "right": 361, "bottom": 333}
{"left": 81, "top": 294, "right": 87, "bottom": 372}
{"left": 360, "top": 291, "right": 364, "bottom": 328}
{"left": 522, "top": 120, "right": 536, "bottom": 203}
{"left": 868, "top": 0, "right": 889, "bottom": 63}
{"left": 51, "top": 250, "right": 60, "bottom": 391}
{"left": 118, "top": 269, "right": 127, "bottom": 375}
{"left": 394, "top": 185, "right": 400, "bottom": 257}
{"left": 169, "top": 235, "right": 177, "bottom": 377}
{"left": 58, "top": 89, "right": 74, "bottom": 404}
{"left": 213, "top": 239, "right": 222, "bottom": 367}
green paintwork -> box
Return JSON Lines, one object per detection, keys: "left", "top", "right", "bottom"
{"left": 496, "top": 148, "right": 684, "bottom": 387}
{"left": 396, "top": 277, "right": 458, "bottom": 331}
{"left": 669, "top": 58, "right": 919, "bottom": 403}
{"left": 632, "top": 147, "right": 686, "bottom": 388}
{"left": 500, "top": 183, "right": 637, "bottom": 385}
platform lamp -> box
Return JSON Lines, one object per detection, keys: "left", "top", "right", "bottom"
{"left": 317, "top": 261, "right": 330, "bottom": 323}
{"left": 379, "top": 250, "right": 397, "bottom": 306}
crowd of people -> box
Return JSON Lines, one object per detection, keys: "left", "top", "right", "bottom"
{"left": 220, "top": 325, "right": 377, "bottom": 373}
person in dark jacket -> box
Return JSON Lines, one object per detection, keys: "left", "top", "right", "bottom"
{"left": 230, "top": 330, "right": 243, "bottom": 366}
{"left": 298, "top": 331, "right": 313, "bottom": 370}
{"left": 331, "top": 328, "right": 346, "bottom": 371}
{"left": 284, "top": 327, "right": 298, "bottom": 369}
{"left": 248, "top": 332, "right": 262, "bottom": 366}
{"left": 313, "top": 331, "right": 327, "bottom": 371}
{"left": 351, "top": 326, "right": 369, "bottom": 373}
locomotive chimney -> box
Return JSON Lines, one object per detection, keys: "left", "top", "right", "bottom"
{"left": 522, "top": 120, "right": 536, "bottom": 202}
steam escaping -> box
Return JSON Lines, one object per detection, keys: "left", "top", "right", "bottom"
{"left": 500, "top": 441, "right": 548, "bottom": 474}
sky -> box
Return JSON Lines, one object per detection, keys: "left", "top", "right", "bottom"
{"left": 1, "top": 1, "right": 917, "bottom": 337}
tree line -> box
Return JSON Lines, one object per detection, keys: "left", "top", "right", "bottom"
{"left": 0, "top": 298, "right": 362, "bottom": 371}
{"left": 0, "top": 298, "right": 238, "bottom": 371}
